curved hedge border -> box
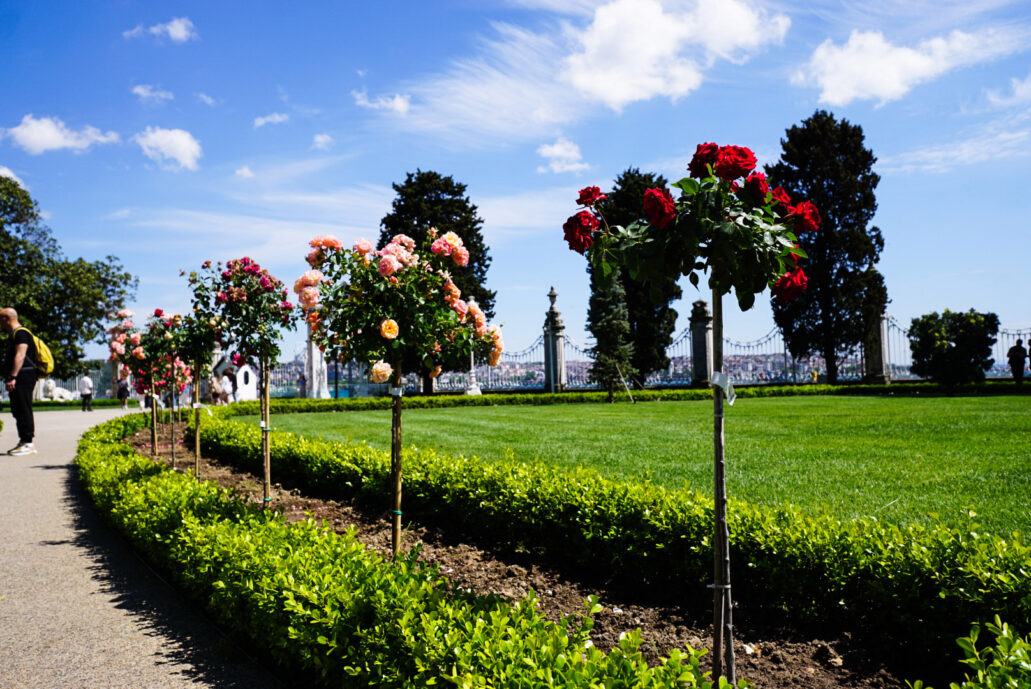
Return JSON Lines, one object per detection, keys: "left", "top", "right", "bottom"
{"left": 196, "top": 402, "right": 1031, "bottom": 673}
{"left": 76, "top": 414, "right": 737, "bottom": 688}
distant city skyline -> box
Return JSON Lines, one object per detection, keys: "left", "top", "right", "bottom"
{"left": 2, "top": 1, "right": 1029, "bottom": 361}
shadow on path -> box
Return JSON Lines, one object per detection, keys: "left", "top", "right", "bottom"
{"left": 56, "top": 463, "right": 285, "bottom": 689}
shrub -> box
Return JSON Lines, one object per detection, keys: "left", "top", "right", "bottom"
{"left": 909, "top": 310, "right": 1000, "bottom": 386}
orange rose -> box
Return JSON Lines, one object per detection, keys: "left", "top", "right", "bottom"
{"left": 380, "top": 318, "right": 399, "bottom": 340}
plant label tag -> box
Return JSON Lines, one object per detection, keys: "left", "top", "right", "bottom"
{"left": 711, "top": 371, "right": 736, "bottom": 406}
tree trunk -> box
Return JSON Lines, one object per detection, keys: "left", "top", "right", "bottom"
{"left": 390, "top": 364, "right": 403, "bottom": 558}
{"left": 421, "top": 372, "right": 434, "bottom": 395}
{"left": 711, "top": 289, "right": 736, "bottom": 683}
{"left": 261, "top": 358, "right": 272, "bottom": 504}
{"left": 826, "top": 349, "right": 838, "bottom": 384}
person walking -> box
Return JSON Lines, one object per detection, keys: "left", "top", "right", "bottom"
{"left": 117, "top": 371, "right": 131, "bottom": 410}
{"left": 78, "top": 372, "right": 94, "bottom": 411}
{"left": 221, "top": 368, "right": 235, "bottom": 405}
{"left": 1007, "top": 338, "right": 1028, "bottom": 385}
{"left": 1, "top": 307, "right": 39, "bottom": 455}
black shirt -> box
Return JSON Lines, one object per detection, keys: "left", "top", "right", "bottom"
{"left": 5, "top": 329, "right": 37, "bottom": 378}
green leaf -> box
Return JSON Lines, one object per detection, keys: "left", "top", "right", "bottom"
{"left": 671, "top": 177, "right": 699, "bottom": 195}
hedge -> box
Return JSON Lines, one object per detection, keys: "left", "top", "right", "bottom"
{"left": 194, "top": 402, "right": 1031, "bottom": 674}
{"left": 76, "top": 413, "right": 738, "bottom": 688}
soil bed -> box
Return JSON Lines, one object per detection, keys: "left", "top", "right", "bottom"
{"left": 129, "top": 423, "right": 919, "bottom": 689}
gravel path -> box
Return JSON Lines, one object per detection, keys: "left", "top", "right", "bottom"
{"left": 0, "top": 408, "right": 284, "bottom": 689}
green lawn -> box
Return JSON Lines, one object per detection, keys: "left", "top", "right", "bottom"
{"left": 245, "top": 395, "right": 1031, "bottom": 535}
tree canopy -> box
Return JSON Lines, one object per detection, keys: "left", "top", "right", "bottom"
{"left": 909, "top": 309, "right": 1000, "bottom": 387}
{"left": 596, "top": 168, "right": 680, "bottom": 386}
{"left": 378, "top": 170, "right": 495, "bottom": 318}
{"left": 1, "top": 175, "right": 137, "bottom": 377}
{"left": 586, "top": 264, "right": 635, "bottom": 400}
{"left": 765, "top": 110, "right": 888, "bottom": 383}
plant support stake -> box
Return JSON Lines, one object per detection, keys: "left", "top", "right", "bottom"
{"left": 711, "top": 289, "right": 736, "bottom": 682}
{"left": 390, "top": 366, "right": 403, "bottom": 558}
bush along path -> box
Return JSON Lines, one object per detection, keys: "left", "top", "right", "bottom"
{"left": 183, "top": 401, "right": 1031, "bottom": 686}
{"left": 80, "top": 414, "right": 749, "bottom": 688}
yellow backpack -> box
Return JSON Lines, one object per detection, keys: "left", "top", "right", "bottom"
{"left": 15, "top": 327, "right": 54, "bottom": 377}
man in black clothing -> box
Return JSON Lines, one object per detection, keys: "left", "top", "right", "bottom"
{"left": 2, "top": 307, "right": 38, "bottom": 455}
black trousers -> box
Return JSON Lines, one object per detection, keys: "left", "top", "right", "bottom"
{"left": 1013, "top": 364, "right": 1025, "bottom": 385}
{"left": 10, "top": 373, "right": 37, "bottom": 444}
{"left": 81, "top": 393, "right": 93, "bottom": 411}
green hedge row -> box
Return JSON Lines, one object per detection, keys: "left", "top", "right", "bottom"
{"left": 76, "top": 414, "right": 738, "bottom": 688}
{"left": 229, "top": 380, "right": 1029, "bottom": 417}
{"left": 196, "top": 405, "right": 1031, "bottom": 672}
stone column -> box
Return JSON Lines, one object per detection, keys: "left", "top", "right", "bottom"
{"left": 305, "top": 322, "right": 330, "bottom": 398}
{"left": 863, "top": 314, "right": 890, "bottom": 384}
{"left": 543, "top": 286, "right": 566, "bottom": 393}
{"left": 690, "top": 300, "right": 713, "bottom": 385}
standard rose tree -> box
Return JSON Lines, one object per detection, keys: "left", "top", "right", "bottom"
{"left": 297, "top": 230, "right": 502, "bottom": 557}
{"left": 194, "top": 257, "right": 296, "bottom": 502}
{"left": 562, "top": 143, "right": 819, "bottom": 683}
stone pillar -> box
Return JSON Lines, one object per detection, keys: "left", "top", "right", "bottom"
{"left": 690, "top": 300, "right": 713, "bottom": 385}
{"left": 465, "top": 298, "right": 483, "bottom": 395}
{"left": 305, "top": 322, "right": 330, "bottom": 398}
{"left": 543, "top": 286, "right": 566, "bottom": 393}
{"left": 863, "top": 314, "right": 890, "bottom": 384}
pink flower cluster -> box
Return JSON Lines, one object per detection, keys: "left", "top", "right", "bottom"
{"left": 293, "top": 269, "right": 325, "bottom": 311}
{"left": 374, "top": 235, "right": 421, "bottom": 277}
{"left": 307, "top": 234, "right": 344, "bottom": 267}
{"left": 442, "top": 278, "right": 468, "bottom": 322}
{"left": 430, "top": 231, "right": 470, "bottom": 267}
{"left": 487, "top": 324, "right": 504, "bottom": 366}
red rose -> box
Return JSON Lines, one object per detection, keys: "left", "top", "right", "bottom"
{"left": 713, "top": 145, "right": 757, "bottom": 181}
{"left": 562, "top": 210, "right": 599, "bottom": 254}
{"left": 743, "top": 172, "right": 769, "bottom": 204}
{"left": 770, "top": 186, "right": 792, "bottom": 210}
{"left": 791, "top": 200, "right": 821, "bottom": 232}
{"left": 688, "top": 142, "right": 719, "bottom": 178}
{"left": 643, "top": 187, "right": 676, "bottom": 230}
{"left": 153, "top": 308, "right": 164, "bottom": 317}
{"left": 772, "top": 267, "right": 807, "bottom": 302}
{"left": 577, "top": 186, "right": 607, "bottom": 207}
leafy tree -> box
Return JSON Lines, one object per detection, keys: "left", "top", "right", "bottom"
{"left": 379, "top": 170, "right": 495, "bottom": 391}
{"left": 1, "top": 175, "right": 137, "bottom": 377}
{"left": 765, "top": 110, "right": 888, "bottom": 383}
{"left": 909, "top": 309, "right": 1000, "bottom": 387}
{"left": 379, "top": 170, "right": 495, "bottom": 317}
{"left": 586, "top": 265, "right": 636, "bottom": 401}
{"left": 597, "top": 168, "right": 681, "bottom": 387}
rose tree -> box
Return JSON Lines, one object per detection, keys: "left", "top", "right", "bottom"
{"left": 299, "top": 231, "right": 503, "bottom": 556}
{"left": 194, "top": 257, "right": 296, "bottom": 502}
{"left": 563, "top": 142, "right": 819, "bottom": 682}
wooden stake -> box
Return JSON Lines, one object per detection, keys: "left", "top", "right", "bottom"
{"left": 711, "top": 289, "right": 736, "bottom": 682}
{"left": 390, "top": 364, "right": 403, "bottom": 559}
{"left": 261, "top": 358, "right": 272, "bottom": 504}
{"left": 169, "top": 377, "right": 176, "bottom": 470}
{"left": 193, "top": 359, "right": 201, "bottom": 478}
{"left": 149, "top": 373, "right": 157, "bottom": 458}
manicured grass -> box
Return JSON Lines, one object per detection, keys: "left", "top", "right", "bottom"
{"left": 246, "top": 395, "right": 1031, "bottom": 535}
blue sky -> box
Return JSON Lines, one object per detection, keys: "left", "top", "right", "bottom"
{"left": 2, "top": 0, "right": 1030, "bottom": 361}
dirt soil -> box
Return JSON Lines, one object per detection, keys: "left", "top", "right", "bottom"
{"left": 127, "top": 424, "right": 920, "bottom": 689}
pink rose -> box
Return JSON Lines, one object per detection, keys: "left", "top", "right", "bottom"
{"left": 453, "top": 246, "right": 470, "bottom": 267}
{"left": 451, "top": 299, "right": 469, "bottom": 321}
{"left": 298, "top": 286, "right": 320, "bottom": 310}
{"left": 353, "top": 238, "right": 374, "bottom": 256}
{"left": 390, "top": 234, "right": 416, "bottom": 251}
{"left": 370, "top": 360, "right": 393, "bottom": 384}
{"left": 378, "top": 255, "right": 402, "bottom": 277}
{"left": 642, "top": 188, "right": 676, "bottom": 230}
{"left": 431, "top": 237, "right": 452, "bottom": 256}
{"left": 129, "top": 332, "right": 141, "bottom": 346}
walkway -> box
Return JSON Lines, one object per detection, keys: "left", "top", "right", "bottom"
{"left": 0, "top": 408, "right": 283, "bottom": 689}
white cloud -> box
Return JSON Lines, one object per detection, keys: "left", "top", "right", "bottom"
{"left": 0, "top": 166, "right": 26, "bottom": 188}
{"left": 987, "top": 71, "right": 1031, "bottom": 107}
{"left": 253, "top": 112, "right": 290, "bottom": 129}
{"left": 565, "top": 0, "right": 789, "bottom": 110}
{"left": 351, "top": 89, "right": 410, "bottom": 115}
{"left": 477, "top": 185, "right": 581, "bottom": 242}
{"left": 311, "top": 133, "right": 334, "bottom": 150}
{"left": 880, "top": 128, "right": 1031, "bottom": 173}
{"left": 133, "top": 126, "right": 202, "bottom": 171}
{"left": 106, "top": 208, "right": 131, "bottom": 220}
{"left": 3, "top": 114, "right": 119, "bottom": 155}
{"left": 536, "top": 137, "right": 590, "bottom": 173}
{"left": 123, "top": 17, "right": 198, "bottom": 43}
{"left": 132, "top": 84, "right": 174, "bottom": 104}
{"left": 794, "top": 28, "right": 1026, "bottom": 106}
{"left": 234, "top": 166, "right": 255, "bottom": 179}
{"left": 195, "top": 92, "right": 217, "bottom": 106}
{"left": 394, "top": 0, "right": 788, "bottom": 142}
